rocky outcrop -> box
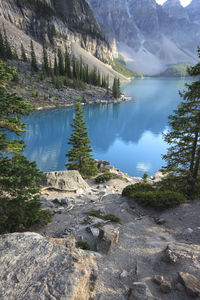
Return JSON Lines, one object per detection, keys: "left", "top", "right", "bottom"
{"left": 186, "top": 0, "right": 200, "bottom": 25}
{"left": 44, "top": 170, "right": 89, "bottom": 192}
{"left": 97, "top": 224, "right": 119, "bottom": 253}
{"left": 163, "top": 0, "right": 189, "bottom": 20}
{"left": 0, "top": 232, "right": 98, "bottom": 300}
{"left": 0, "top": 0, "right": 113, "bottom": 63}
{"left": 178, "top": 272, "right": 200, "bottom": 297}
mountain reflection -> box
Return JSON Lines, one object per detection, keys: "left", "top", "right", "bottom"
{"left": 22, "top": 77, "right": 189, "bottom": 176}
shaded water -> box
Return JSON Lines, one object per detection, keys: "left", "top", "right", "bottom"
{"left": 22, "top": 77, "right": 189, "bottom": 176}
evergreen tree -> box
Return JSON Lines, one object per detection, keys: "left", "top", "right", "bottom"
{"left": 112, "top": 77, "right": 120, "bottom": 99}
{"left": 42, "top": 44, "right": 49, "bottom": 75}
{"left": 3, "top": 28, "right": 12, "bottom": 60}
{"left": 57, "top": 47, "right": 64, "bottom": 76}
{"left": 72, "top": 56, "right": 77, "bottom": 79}
{"left": 21, "top": 43, "right": 27, "bottom": 62}
{"left": 85, "top": 64, "right": 89, "bottom": 84}
{"left": 66, "top": 101, "right": 98, "bottom": 178}
{"left": 0, "top": 60, "right": 50, "bottom": 233}
{"left": 54, "top": 54, "right": 58, "bottom": 76}
{"left": 30, "top": 40, "right": 38, "bottom": 72}
{"left": 64, "top": 48, "right": 71, "bottom": 78}
{"left": 163, "top": 48, "right": 200, "bottom": 195}
{"left": 0, "top": 30, "right": 5, "bottom": 60}
{"left": 13, "top": 48, "right": 18, "bottom": 60}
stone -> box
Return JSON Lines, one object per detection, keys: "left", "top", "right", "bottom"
{"left": 163, "top": 245, "right": 178, "bottom": 263}
{"left": 52, "top": 198, "right": 62, "bottom": 205}
{"left": 181, "top": 228, "right": 193, "bottom": 237}
{"left": 129, "top": 282, "right": 157, "bottom": 300}
{"left": 179, "top": 272, "right": 200, "bottom": 297}
{"left": 120, "top": 270, "right": 128, "bottom": 279}
{"left": 153, "top": 275, "right": 164, "bottom": 285}
{"left": 97, "top": 225, "right": 119, "bottom": 253}
{"left": 160, "top": 280, "right": 171, "bottom": 294}
{"left": 87, "top": 227, "right": 100, "bottom": 238}
{"left": 0, "top": 232, "right": 97, "bottom": 300}
{"left": 44, "top": 170, "right": 89, "bottom": 192}
{"left": 155, "top": 218, "right": 166, "bottom": 225}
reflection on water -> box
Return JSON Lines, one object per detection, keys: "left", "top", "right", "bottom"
{"left": 22, "top": 77, "right": 190, "bottom": 176}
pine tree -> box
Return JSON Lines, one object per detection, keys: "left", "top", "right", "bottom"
{"left": 30, "top": 40, "right": 38, "bottom": 72}
{"left": 57, "top": 47, "right": 64, "bottom": 76}
{"left": 66, "top": 101, "right": 98, "bottom": 178}
{"left": 0, "top": 61, "right": 50, "bottom": 233}
{"left": 42, "top": 44, "right": 49, "bottom": 75}
{"left": 64, "top": 48, "right": 71, "bottom": 78}
{"left": 21, "top": 43, "right": 27, "bottom": 62}
{"left": 112, "top": 77, "right": 120, "bottom": 98}
{"left": 72, "top": 56, "right": 77, "bottom": 79}
{"left": 0, "top": 30, "right": 5, "bottom": 60}
{"left": 163, "top": 47, "right": 200, "bottom": 196}
{"left": 3, "top": 28, "right": 12, "bottom": 60}
{"left": 54, "top": 54, "right": 58, "bottom": 76}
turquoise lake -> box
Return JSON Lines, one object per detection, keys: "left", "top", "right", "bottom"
{"left": 22, "top": 77, "right": 190, "bottom": 177}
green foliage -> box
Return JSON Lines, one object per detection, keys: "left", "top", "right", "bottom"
{"left": 112, "top": 57, "right": 144, "bottom": 78}
{"left": 129, "top": 190, "right": 186, "bottom": 211}
{"left": 142, "top": 173, "right": 148, "bottom": 183}
{"left": 0, "top": 60, "right": 51, "bottom": 233}
{"left": 112, "top": 77, "right": 121, "bottom": 99}
{"left": 21, "top": 43, "right": 27, "bottom": 62}
{"left": 58, "top": 48, "right": 65, "bottom": 76}
{"left": 157, "top": 63, "right": 192, "bottom": 77}
{"left": 66, "top": 101, "right": 98, "bottom": 178}
{"left": 76, "top": 240, "right": 91, "bottom": 250}
{"left": 122, "top": 183, "right": 154, "bottom": 197}
{"left": 95, "top": 171, "right": 126, "bottom": 183}
{"left": 42, "top": 44, "right": 49, "bottom": 75}
{"left": 162, "top": 47, "right": 200, "bottom": 195}
{"left": 88, "top": 210, "right": 121, "bottom": 223}
{"left": 94, "top": 222, "right": 103, "bottom": 228}
{"left": 30, "top": 40, "right": 38, "bottom": 72}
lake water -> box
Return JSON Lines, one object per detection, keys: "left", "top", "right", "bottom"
{"left": 22, "top": 77, "right": 189, "bottom": 177}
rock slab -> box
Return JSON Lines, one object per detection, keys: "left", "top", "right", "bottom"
{"left": 179, "top": 272, "right": 200, "bottom": 297}
{"left": 97, "top": 224, "right": 119, "bottom": 253}
{"left": 0, "top": 232, "right": 97, "bottom": 300}
{"left": 44, "top": 170, "right": 89, "bottom": 192}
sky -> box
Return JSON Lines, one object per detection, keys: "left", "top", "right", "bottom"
{"left": 156, "top": 0, "right": 192, "bottom": 6}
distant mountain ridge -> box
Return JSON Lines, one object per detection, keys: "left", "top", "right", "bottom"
{"left": 87, "top": 0, "right": 200, "bottom": 74}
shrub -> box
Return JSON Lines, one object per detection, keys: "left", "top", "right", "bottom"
{"left": 88, "top": 210, "right": 121, "bottom": 224}
{"left": 129, "top": 190, "right": 186, "bottom": 210}
{"left": 76, "top": 241, "right": 91, "bottom": 250}
{"left": 122, "top": 183, "right": 154, "bottom": 197}
{"left": 95, "top": 172, "right": 113, "bottom": 183}
{"left": 95, "top": 171, "right": 127, "bottom": 183}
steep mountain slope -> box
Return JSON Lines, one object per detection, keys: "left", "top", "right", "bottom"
{"left": 186, "top": 0, "right": 200, "bottom": 25}
{"left": 87, "top": 0, "right": 199, "bottom": 74}
{"left": 0, "top": 0, "right": 113, "bottom": 63}
{"left": 163, "top": 0, "right": 189, "bottom": 20}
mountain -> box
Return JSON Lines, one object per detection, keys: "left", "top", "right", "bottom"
{"left": 163, "top": 0, "right": 189, "bottom": 20}
{"left": 87, "top": 0, "right": 199, "bottom": 74}
{"left": 0, "top": 0, "right": 113, "bottom": 63}
{"left": 186, "top": 0, "right": 200, "bottom": 25}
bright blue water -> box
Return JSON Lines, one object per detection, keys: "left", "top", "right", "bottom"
{"left": 22, "top": 77, "right": 190, "bottom": 177}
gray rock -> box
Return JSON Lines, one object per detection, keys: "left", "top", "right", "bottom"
{"left": 160, "top": 280, "right": 171, "bottom": 294}
{"left": 153, "top": 275, "right": 164, "bottom": 285}
{"left": 163, "top": 245, "right": 178, "bottom": 263}
{"left": 44, "top": 170, "right": 89, "bottom": 192}
{"left": 182, "top": 228, "right": 193, "bottom": 237}
{"left": 129, "top": 282, "right": 157, "bottom": 300}
{"left": 179, "top": 272, "right": 200, "bottom": 297}
{"left": 0, "top": 232, "right": 97, "bottom": 300}
{"left": 97, "top": 224, "right": 119, "bottom": 253}
{"left": 120, "top": 270, "right": 128, "bottom": 279}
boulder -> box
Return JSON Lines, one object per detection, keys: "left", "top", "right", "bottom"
{"left": 160, "top": 280, "right": 171, "bottom": 294}
{"left": 129, "top": 282, "right": 158, "bottom": 300}
{"left": 153, "top": 275, "right": 164, "bottom": 285}
{"left": 97, "top": 224, "right": 119, "bottom": 253}
{"left": 179, "top": 272, "right": 200, "bottom": 297}
{"left": 0, "top": 232, "right": 97, "bottom": 300}
{"left": 44, "top": 170, "right": 89, "bottom": 192}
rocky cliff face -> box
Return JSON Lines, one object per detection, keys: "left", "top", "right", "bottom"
{"left": 87, "top": 0, "right": 200, "bottom": 74}
{"left": 0, "top": 0, "right": 113, "bottom": 63}
{"left": 186, "top": 0, "right": 200, "bottom": 25}
{"left": 163, "top": 0, "right": 189, "bottom": 20}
